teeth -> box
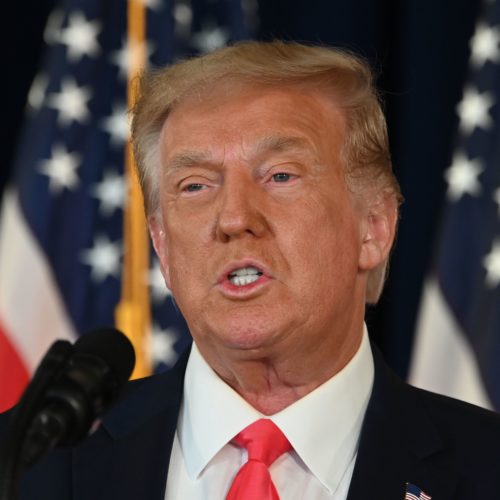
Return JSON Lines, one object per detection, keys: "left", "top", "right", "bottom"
{"left": 229, "top": 274, "right": 260, "bottom": 286}
{"left": 229, "top": 266, "right": 261, "bottom": 277}
{"left": 227, "top": 266, "right": 263, "bottom": 286}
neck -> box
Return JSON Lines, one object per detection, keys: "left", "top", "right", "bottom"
{"left": 198, "top": 323, "right": 364, "bottom": 415}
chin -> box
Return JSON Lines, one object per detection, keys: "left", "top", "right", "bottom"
{"left": 206, "top": 311, "right": 283, "bottom": 351}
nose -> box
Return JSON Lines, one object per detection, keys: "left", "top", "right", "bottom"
{"left": 215, "top": 173, "right": 269, "bottom": 242}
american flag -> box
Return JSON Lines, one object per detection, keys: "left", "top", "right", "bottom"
{"left": 0, "top": 0, "right": 252, "bottom": 412}
{"left": 405, "top": 483, "right": 431, "bottom": 500}
{"left": 410, "top": 0, "right": 500, "bottom": 410}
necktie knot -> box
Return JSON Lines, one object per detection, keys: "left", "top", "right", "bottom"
{"left": 226, "top": 419, "right": 291, "bottom": 500}
{"left": 232, "top": 419, "right": 291, "bottom": 467}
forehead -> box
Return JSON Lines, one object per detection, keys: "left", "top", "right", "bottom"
{"left": 160, "top": 83, "right": 347, "bottom": 166}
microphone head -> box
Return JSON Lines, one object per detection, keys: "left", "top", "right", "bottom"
{"left": 73, "top": 328, "right": 136, "bottom": 385}
{"left": 8, "top": 328, "right": 136, "bottom": 469}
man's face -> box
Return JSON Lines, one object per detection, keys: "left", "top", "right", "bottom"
{"left": 150, "top": 84, "right": 387, "bottom": 364}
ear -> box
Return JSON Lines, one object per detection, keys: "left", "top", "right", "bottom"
{"left": 358, "top": 192, "right": 398, "bottom": 271}
{"left": 148, "top": 214, "right": 172, "bottom": 290}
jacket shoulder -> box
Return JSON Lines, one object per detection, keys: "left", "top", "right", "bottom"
{"left": 407, "top": 382, "right": 500, "bottom": 454}
{"left": 353, "top": 350, "right": 500, "bottom": 499}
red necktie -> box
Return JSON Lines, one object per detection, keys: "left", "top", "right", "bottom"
{"left": 226, "top": 419, "right": 291, "bottom": 500}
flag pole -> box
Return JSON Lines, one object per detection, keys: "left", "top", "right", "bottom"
{"left": 115, "top": 0, "right": 151, "bottom": 379}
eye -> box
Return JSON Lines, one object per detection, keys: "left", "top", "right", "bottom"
{"left": 271, "top": 172, "right": 291, "bottom": 183}
{"left": 184, "top": 183, "right": 205, "bottom": 192}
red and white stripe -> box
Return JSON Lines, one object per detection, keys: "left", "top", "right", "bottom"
{"left": 0, "top": 189, "right": 76, "bottom": 412}
{"left": 405, "top": 492, "right": 431, "bottom": 500}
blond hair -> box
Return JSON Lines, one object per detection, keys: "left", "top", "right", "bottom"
{"left": 131, "top": 40, "right": 402, "bottom": 303}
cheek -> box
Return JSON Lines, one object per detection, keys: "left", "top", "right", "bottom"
{"left": 162, "top": 211, "right": 214, "bottom": 289}
{"left": 284, "top": 197, "right": 361, "bottom": 287}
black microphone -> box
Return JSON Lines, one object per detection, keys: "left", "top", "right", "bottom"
{"left": 0, "top": 328, "right": 135, "bottom": 500}
{"left": 21, "top": 328, "right": 136, "bottom": 466}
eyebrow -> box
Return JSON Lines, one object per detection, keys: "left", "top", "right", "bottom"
{"left": 165, "top": 151, "right": 214, "bottom": 173}
{"left": 253, "top": 135, "right": 312, "bottom": 155}
{"left": 164, "top": 135, "right": 313, "bottom": 174}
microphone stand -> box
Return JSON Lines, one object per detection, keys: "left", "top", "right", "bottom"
{"left": 0, "top": 341, "right": 73, "bottom": 500}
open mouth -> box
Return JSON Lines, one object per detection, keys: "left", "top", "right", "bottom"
{"left": 227, "top": 266, "right": 264, "bottom": 286}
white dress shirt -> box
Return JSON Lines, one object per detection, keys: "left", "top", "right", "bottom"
{"left": 165, "top": 326, "right": 374, "bottom": 499}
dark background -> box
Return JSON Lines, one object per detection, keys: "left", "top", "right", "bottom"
{"left": 2, "top": 0, "right": 481, "bottom": 377}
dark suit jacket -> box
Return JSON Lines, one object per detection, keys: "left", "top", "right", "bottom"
{"left": 2, "top": 346, "right": 500, "bottom": 499}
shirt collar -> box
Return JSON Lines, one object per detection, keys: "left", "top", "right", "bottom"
{"left": 179, "top": 343, "right": 263, "bottom": 480}
{"left": 178, "top": 325, "right": 374, "bottom": 495}
{"left": 272, "top": 325, "right": 374, "bottom": 494}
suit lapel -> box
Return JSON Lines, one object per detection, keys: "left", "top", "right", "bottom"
{"left": 347, "top": 347, "right": 458, "bottom": 500}
{"left": 72, "top": 348, "right": 190, "bottom": 500}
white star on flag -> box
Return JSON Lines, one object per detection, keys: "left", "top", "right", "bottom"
{"left": 173, "top": 3, "right": 193, "bottom": 28}
{"left": 59, "top": 11, "right": 102, "bottom": 62}
{"left": 148, "top": 324, "right": 178, "bottom": 366}
{"left": 90, "top": 170, "right": 126, "bottom": 217}
{"left": 444, "top": 153, "right": 484, "bottom": 201}
{"left": 191, "top": 25, "right": 229, "bottom": 53}
{"left": 494, "top": 188, "right": 500, "bottom": 217}
{"left": 147, "top": 259, "right": 172, "bottom": 303}
{"left": 38, "top": 144, "right": 81, "bottom": 193}
{"left": 470, "top": 23, "right": 500, "bottom": 68}
{"left": 483, "top": 239, "right": 500, "bottom": 288}
{"left": 27, "top": 73, "right": 48, "bottom": 113}
{"left": 110, "top": 38, "right": 155, "bottom": 80}
{"left": 48, "top": 77, "right": 93, "bottom": 126}
{"left": 80, "top": 235, "right": 122, "bottom": 283}
{"left": 100, "top": 103, "right": 130, "bottom": 147}
{"left": 456, "top": 86, "right": 495, "bottom": 135}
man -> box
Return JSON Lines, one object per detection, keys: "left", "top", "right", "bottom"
{"left": 3, "top": 41, "right": 500, "bottom": 499}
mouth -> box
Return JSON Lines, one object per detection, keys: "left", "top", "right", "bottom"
{"left": 217, "top": 261, "right": 272, "bottom": 297}
{"left": 227, "top": 266, "right": 264, "bottom": 287}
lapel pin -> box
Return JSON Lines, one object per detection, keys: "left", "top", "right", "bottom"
{"left": 405, "top": 482, "right": 431, "bottom": 500}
